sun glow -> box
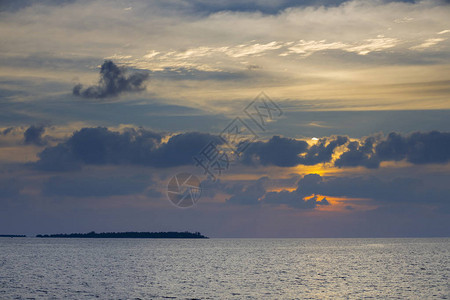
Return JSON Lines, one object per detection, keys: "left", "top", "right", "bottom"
{"left": 312, "top": 195, "right": 376, "bottom": 212}
{"left": 290, "top": 163, "right": 338, "bottom": 177}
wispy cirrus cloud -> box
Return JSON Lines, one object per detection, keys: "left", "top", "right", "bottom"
{"left": 133, "top": 37, "right": 401, "bottom": 71}
{"left": 410, "top": 38, "right": 447, "bottom": 50}
{"left": 280, "top": 37, "right": 399, "bottom": 56}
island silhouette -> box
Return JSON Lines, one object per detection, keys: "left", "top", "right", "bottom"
{"left": 0, "top": 234, "right": 26, "bottom": 238}
{"left": 36, "top": 231, "right": 208, "bottom": 239}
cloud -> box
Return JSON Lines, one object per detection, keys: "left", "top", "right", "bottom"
{"left": 294, "top": 173, "right": 450, "bottom": 207}
{"left": 242, "top": 135, "right": 348, "bottom": 167}
{"left": 36, "top": 127, "right": 159, "bottom": 171}
{"left": 335, "top": 131, "right": 450, "bottom": 168}
{"left": 298, "top": 136, "right": 348, "bottom": 165}
{"left": 42, "top": 175, "right": 150, "bottom": 197}
{"left": 223, "top": 175, "right": 329, "bottom": 209}
{"left": 151, "top": 131, "right": 223, "bottom": 167}
{"left": 242, "top": 136, "right": 309, "bottom": 167}
{"left": 34, "top": 128, "right": 450, "bottom": 172}
{"left": 2, "top": 0, "right": 450, "bottom": 113}
{"left": 375, "top": 131, "right": 450, "bottom": 165}
{"left": 262, "top": 190, "right": 329, "bottom": 209}
{"left": 281, "top": 40, "right": 348, "bottom": 57}
{"left": 224, "top": 41, "right": 285, "bottom": 58}
{"left": 137, "top": 36, "right": 401, "bottom": 72}
{"left": 35, "top": 127, "right": 222, "bottom": 171}
{"left": 23, "top": 125, "right": 46, "bottom": 146}
{"left": 137, "top": 42, "right": 287, "bottom": 72}
{"left": 1, "top": 127, "right": 14, "bottom": 136}
{"left": 225, "top": 174, "right": 330, "bottom": 209}
{"left": 226, "top": 176, "right": 268, "bottom": 205}
{"left": 344, "top": 37, "right": 399, "bottom": 55}
{"left": 410, "top": 38, "right": 446, "bottom": 50}
{"left": 132, "top": 0, "right": 352, "bottom": 16}
{"left": 73, "top": 60, "right": 149, "bottom": 99}
{"left": 281, "top": 37, "right": 398, "bottom": 57}
{"left": 335, "top": 136, "right": 380, "bottom": 168}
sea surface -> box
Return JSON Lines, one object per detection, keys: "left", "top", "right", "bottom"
{"left": 0, "top": 238, "right": 449, "bottom": 299}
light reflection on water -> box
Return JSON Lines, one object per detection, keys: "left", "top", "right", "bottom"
{"left": 0, "top": 238, "right": 449, "bottom": 299}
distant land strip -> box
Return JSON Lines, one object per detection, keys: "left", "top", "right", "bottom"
{"left": 0, "top": 234, "right": 26, "bottom": 238}
{"left": 36, "top": 231, "right": 208, "bottom": 239}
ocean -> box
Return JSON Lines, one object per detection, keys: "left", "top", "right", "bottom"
{"left": 1, "top": 238, "right": 449, "bottom": 299}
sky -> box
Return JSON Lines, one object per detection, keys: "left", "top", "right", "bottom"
{"left": 0, "top": 0, "right": 449, "bottom": 237}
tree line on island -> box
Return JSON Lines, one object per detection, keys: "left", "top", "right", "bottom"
{"left": 0, "top": 234, "right": 26, "bottom": 238}
{"left": 35, "top": 231, "right": 208, "bottom": 239}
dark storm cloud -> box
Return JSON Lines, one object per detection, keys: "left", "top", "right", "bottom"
{"left": 263, "top": 190, "right": 329, "bottom": 209}
{"left": 1, "top": 127, "right": 13, "bottom": 135}
{"left": 298, "top": 136, "right": 348, "bottom": 165}
{"left": 35, "top": 142, "right": 83, "bottom": 171}
{"left": 152, "top": 132, "right": 223, "bottom": 167}
{"left": 222, "top": 172, "right": 448, "bottom": 211}
{"left": 201, "top": 174, "right": 301, "bottom": 199}
{"left": 42, "top": 175, "right": 150, "bottom": 197}
{"left": 226, "top": 177, "right": 268, "bottom": 205}
{"left": 23, "top": 125, "right": 46, "bottom": 146}
{"left": 36, "top": 127, "right": 161, "bottom": 171}
{"left": 223, "top": 171, "right": 449, "bottom": 210}
{"left": 242, "top": 136, "right": 309, "bottom": 167}
{"left": 34, "top": 129, "right": 450, "bottom": 172}
{"left": 242, "top": 135, "right": 347, "bottom": 167}
{"left": 73, "top": 60, "right": 149, "bottom": 99}
{"left": 245, "top": 174, "right": 330, "bottom": 209}
{"left": 296, "top": 173, "right": 449, "bottom": 205}
{"left": 335, "top": 137, "right": 380, "bottom": 169}
{"left": 335, "top": 131, "right": 450, "bottom": 168}
{"left": 297, "top": 173, "right": 388, "bottom": 199}
{"left": 223, "top": 175, "right": 329, "bottom": 209}
{"left": 376, "top": 131, "right": 450, "bottom": 165}
{"left": 35, "top": 127, "right": 222, "bottom": 171}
